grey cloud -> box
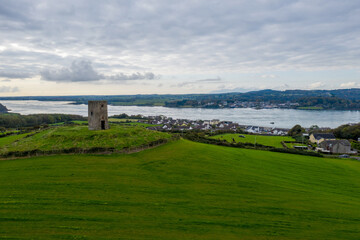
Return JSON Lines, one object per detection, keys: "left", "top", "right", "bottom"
{"left": 1, "top": 0, "right": 360, "bottom": 84}
{"left": 195, "top": 77, "right": 222, "bottom": 83}
{"left": 211, "top": 87, "right": 259, "bottom": 94}
{"left": 41, "top": 60, "right": 103, "bottom": 82}
{"left": 106, "top": 72, "right": 157, "bottom": 81}
{"left": 0, "top": 86, "right": 19, "bottom": 93}
{"left": 0, "top": 71, "right": 33, "bottom": 79}
{"left": 40, "top": 60, "right": 159, "bottom": 82}
{"left": 174, "top": 76, "right": 222, "bottom": 87}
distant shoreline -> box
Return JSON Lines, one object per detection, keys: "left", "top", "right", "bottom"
{"left": 1, "top": 88, "right": 360, "bottom": 111}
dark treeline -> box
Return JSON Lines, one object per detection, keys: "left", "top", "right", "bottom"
{"left": 0, "top": 113, "right": 86, "bottom": 128}
{"left": 296, "top": 96, "right": 360, "bottom": 110}
{"left": 110, "top": 113, "right": 147, "bottom": 119}
{"left": 334, "top": 123, "right": 360, "bottom": 140}
{"left": 333, "top": 123, "right": 360, "bottom": 151}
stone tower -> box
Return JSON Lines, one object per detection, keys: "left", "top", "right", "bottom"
{"left": 88, "top": 101, "right": 109, "bottom": 130}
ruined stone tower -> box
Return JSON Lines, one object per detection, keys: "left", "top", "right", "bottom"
{"left": 88, "top": 101, "right": 109, "bottom": 130}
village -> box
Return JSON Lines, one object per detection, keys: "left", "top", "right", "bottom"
{"left": 165, "top": 100, "right": 301, "bottom": 109}
{"left": 144, "top": 115, "right": 289, "bottom": 134}
{"left": 133, "top": 115, "right": 358, "bottom": 156}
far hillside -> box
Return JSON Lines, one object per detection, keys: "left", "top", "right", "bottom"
{"left": 0, "top": 103, "right": 8, "bottom": 113}
{"left": 1, "top": 88, "right": 360, "bottom": 109}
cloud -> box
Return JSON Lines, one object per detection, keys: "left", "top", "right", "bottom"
{"left": 211, "top": 86, "right": 259, "bottom": 93}
{"left": 40, "top": 60, "right": 159, "bottom": 82}
{"left": 0, "top": 86, "right": 19, "bottom": 93}
{"left": 40, "top": 60, "right": 103, "bottom": 82}
{"left": 106, "top": 72, "right": 158, "bottom": 81}
{"left": 308, "top": 82, "right": 325, "bottom": 89}
{"left": 260, "top": 74, "right": 276, "bottom": 79}
{"left": 340, "top": 82, "right": 359, "bottom": 88}
{"left": 195, "top": 77, "right": 222, "bottom": 82}
{"left": 1, "top": 0, "right": 360, "bottom": 93}
{"left": 1, "top": 0, "right": 360, "bottom": 75}
{"left": 174, "top": 76, "right": 222, "bottom": 87}
{"left": 0, "top": 71, "right": 33, "bottom": 79}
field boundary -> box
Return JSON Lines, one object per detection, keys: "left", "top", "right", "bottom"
{"left": 184, "top": 132, "right": 323, "bottom": 157}
{"left": 0, "top": 135, "right": 179, "bottom": 160}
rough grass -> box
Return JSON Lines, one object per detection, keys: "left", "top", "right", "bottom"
{"left": 108, "top": 118, "right": 160, "bottom": 127}
{"left": 0, "top": 132, "right": 34, "bottom": 147}
{"left": 0, "top": 125, "right": 172, "bottom": 155}
{"left": 0, "top": 139, "right": 359, "bottom": 239}
{"left": 108, "top": 118, "right": 138, "bottom": 122}
{"left": 211, "top": 133, "right": 294, "bottom": 148}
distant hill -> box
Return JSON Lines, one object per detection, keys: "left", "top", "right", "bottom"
{"left": 0, "top": 103, "right": 8, "bottom": 113}
{"left": 233, "top": 88, "right": 360, "bottom": 101}
{"left": 0, "top": 88, "right": 359, "bottom": 110}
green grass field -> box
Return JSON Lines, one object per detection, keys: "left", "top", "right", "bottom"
{"left": 0, "top": 130, "right": 20, "bottom": 136}
{"left": 285, "top": 142, "right": 308, "bottom": 149}
{"left": 297, "top": 106, "right": 324, "bottom": 110}
{"left": 71, "top": 120, "right": 88, "bottom": 124}
{"left": 119, "top": 122, "right": 160, "bottom": 127}
{"left": 108, "top": 118, "right": 160, "bottom": 127}
{"left": 0, "top": 139, "right": 359, "bottom": 239}
{"left": 0, "top": 125, "right": 171, "bottom": 155}
{"left": 108, "top": 118, "right": 139, "bottom": 122}
{"left": 0, "top": 132, "right": 34, "bottom": 147}
{"left": 211, "top": 133, "right": 294, "bottom": 148}
{"left": 50, "top": 120, "right": 88, "bottom": 126}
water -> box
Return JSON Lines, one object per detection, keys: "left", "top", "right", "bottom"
{"left": 1, "top": 100, "right": 359, "bottom": 128}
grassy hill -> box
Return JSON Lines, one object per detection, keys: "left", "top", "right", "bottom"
{"left": 1, "top": 139, "right": 359, "bottom": 239}
{"left": 0, "top": 125, "right": 172, "bottom": 157}
{"left": 211, "top": 133, "right": 294, "bottom": 148}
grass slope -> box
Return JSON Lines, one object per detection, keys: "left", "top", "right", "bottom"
{"left": 211, "top": 133, "right": 294, "bottom": 148}
{"left": 0, "top": 132, "right": 34, "bottom": 147}
{"left": 0, "top": 140, "right": 359, "bottom": 239}
{"left": 0, "top": 125, "right": 172, "bottom": 155}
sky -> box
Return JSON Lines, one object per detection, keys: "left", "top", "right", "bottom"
{"left": 0, "top": 0, "right": 360, "bottom": 96}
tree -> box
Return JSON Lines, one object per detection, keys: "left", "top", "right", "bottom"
{"left": 334, "top": 123, "right": 360, "bottom": 140}
{"left": 288, "top": 124, "right": 305, "bottom": 137}
{"left": 309, "top": 125, "right": 320, "bottom": 134}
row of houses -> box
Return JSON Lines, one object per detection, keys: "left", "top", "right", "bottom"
{"left": 310, "top": 133, "right": 354, "bottom": 154}
{"left": 245, "top": 126, "right": 289, "bottom": 136}
{"left": 146, "top": 116, "right": 240, "bottom": 132}
{"left": 144, "top": 116, "right": 289, "bottom": 135}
